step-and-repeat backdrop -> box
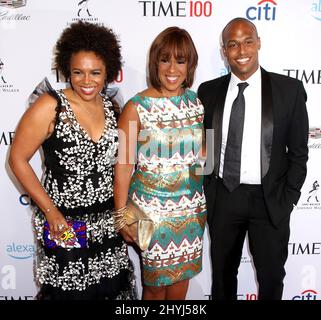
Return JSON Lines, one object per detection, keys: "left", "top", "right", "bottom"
{"left": 1, "top": 0, "right": 320, "bottom": 300}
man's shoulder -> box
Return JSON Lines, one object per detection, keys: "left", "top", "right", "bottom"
{"left": 264, "top": 69, "right": 302, "bottom": 86}
{"left": 198, "top": 74, "right": 229, "bottom": 91}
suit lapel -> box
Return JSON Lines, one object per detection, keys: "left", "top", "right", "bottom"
{"left": 212, "top": 74, "right": 230, "bottom": 175}
{"left": 261, "top": 68, "right": 273, "bottom": 178}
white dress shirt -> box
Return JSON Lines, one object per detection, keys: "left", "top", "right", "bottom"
{"left": 219, "top": 68, "right": 262, "bottom": 184}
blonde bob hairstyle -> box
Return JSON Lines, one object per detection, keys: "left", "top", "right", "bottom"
{"left": 148, "top": 26, "right": 198, "bottom": 91}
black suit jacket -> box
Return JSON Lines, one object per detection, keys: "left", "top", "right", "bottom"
{"left": 198, "top": 67, "right": 309, "bottom": 227}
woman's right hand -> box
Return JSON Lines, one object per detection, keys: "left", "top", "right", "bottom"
{"left": 44, "top": 208, "right": 68, "bottom": 235}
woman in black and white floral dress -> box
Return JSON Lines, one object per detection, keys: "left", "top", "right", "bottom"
{"left": 9, "top": 21, "right": 136, "bottom": 300}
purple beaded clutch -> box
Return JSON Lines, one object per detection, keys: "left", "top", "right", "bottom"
{"left": 43, "top": 220, "right": 87, "bottom": 249}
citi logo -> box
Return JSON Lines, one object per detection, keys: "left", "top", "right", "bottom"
{"left": 0, "top": 0, "right": 27, "bottom": 9}
{"left": 19, "top": 194, "right": 31, "bottom": 206}
{"left": 312, "top": 0, "right": 321, "bottom": 21}
{"left": 6, "top": 243, "right": 35, "bottom": 259}
{"left": 292, "top": 289, "right": 318, "bottom": 300}
{"left": 246, "top": 0, "right": 277, "bottom": 21}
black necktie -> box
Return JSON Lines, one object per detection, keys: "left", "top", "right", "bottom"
{"left": 223, "top": 82, "right": 249, "bottom": 192}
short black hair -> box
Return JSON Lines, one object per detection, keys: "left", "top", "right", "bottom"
{"left": 222, "top": 17, "right": 259, "bottom": 47}
{"left": 55, "top": 21, "right": 122, "bottom": 83}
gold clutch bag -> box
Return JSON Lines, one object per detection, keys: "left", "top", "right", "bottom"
{"left": 114, "top": 199, "right": 154, "bottom": 251}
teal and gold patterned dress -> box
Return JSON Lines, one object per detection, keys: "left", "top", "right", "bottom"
{"left": 128, "top": 89, "right": 207, "bottom": 286}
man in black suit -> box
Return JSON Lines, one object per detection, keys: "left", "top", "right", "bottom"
{"left": 198, "top": 17, "right": 309, "bottom": 300}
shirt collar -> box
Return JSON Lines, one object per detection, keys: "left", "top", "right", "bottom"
{"left": 229, "top": 67, "right": 261, "bottom": 91}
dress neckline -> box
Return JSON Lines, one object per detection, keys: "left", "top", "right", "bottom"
{"left": 58, "top": 90, "right": 110, "bottom": 144}
{"left": 140, "top": 88, "right": 190, "bottom": 99}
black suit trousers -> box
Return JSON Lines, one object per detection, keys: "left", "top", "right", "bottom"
{"left": 208, "top": 178, "right": 290, "bottom": 300}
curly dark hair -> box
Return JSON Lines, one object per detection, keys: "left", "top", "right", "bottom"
{"left": 55, "top": 21, "right": 122, "bottom": 83}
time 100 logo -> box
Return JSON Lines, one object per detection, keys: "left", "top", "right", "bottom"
{"left": 138, "top": 1, "right": 213, "bottom": 17}
{"left": 189, "top": 1, "right": 212, "bottom": 17}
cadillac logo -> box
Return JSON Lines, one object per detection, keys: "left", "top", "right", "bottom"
{"left": 309, "top": 127, "right": 321, "bottom": 139}
{"left": 0, "top": 0, "right": 26, "bottom": 8}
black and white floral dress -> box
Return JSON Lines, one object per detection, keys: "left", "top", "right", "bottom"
{"left": 33, "top": 89, "right": 136, "bottom": 300}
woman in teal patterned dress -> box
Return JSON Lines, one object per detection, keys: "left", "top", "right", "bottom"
{"left": 114, "top": 27, "right": 207, "bottom": 300}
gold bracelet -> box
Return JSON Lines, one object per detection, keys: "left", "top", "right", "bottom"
{"left": 113, "top": 206, "right": 128, "bottom": 232}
